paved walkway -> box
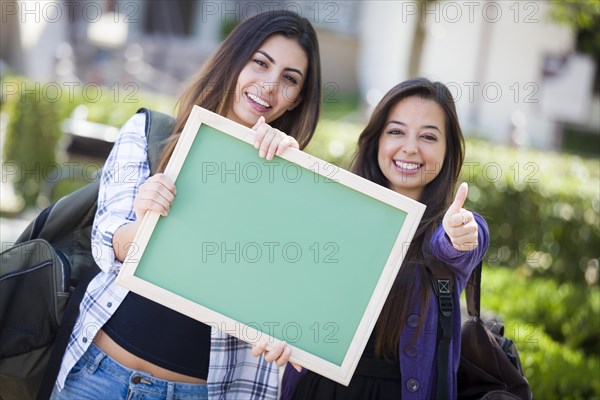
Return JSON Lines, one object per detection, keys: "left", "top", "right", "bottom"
{"left": 0, "top": 215, "right": 34, "bottom": 249}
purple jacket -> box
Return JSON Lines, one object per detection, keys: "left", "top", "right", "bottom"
{"left": 281, "top": 213, "right": 489, "bottom": 400}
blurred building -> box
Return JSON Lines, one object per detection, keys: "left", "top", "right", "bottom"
{"left": 2, "top": 0, "right": 598, "bottom": 151}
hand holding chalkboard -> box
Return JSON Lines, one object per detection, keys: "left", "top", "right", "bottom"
{"left": 251, "top": 341, "right": 302, "bottom": 372}
{"left": 252, "top": 116, "right": 300, "bottom": 160}
{"left": 134, "top": 174, "right": 177, "bottom": 218}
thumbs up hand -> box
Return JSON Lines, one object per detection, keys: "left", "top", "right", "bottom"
{"left": 442, "top": 182, "right": 479, "bottom": 252}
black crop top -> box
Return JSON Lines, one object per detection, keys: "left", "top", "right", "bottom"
{"left": 103, "top": 291, "right": 211, "bottom": 379}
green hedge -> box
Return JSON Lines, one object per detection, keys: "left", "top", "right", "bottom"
{"left": 481, "top": 267, "right": 600, "bottom": 399}
{"left": 461, "top": 140, "right": 599, "bottom": 286}
{"left": 482, "top": 267, "right": 599, "bottom": 355}
{"left": 2, "top": 76, "right": 74, "bottom": 207}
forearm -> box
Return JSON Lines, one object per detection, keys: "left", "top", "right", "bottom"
{"left": 112, "top": 219, "right": 143, "bottom": 262}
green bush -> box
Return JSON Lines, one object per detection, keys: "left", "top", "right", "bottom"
{"left": 481, "top": 267, "right": 600, "bottom": 399}
{"left": 2, "top": 76, "right": 77, "bottom": 208}
{"left": 461, "top": 140, "right": 599, "bottom": 286}
{"left": 518, "top": 325, "right": 600, "bottom": 400}
{"left": 482, "top": 267, "right": 599, "bottom": 355}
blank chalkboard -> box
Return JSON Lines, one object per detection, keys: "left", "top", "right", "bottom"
{"left": 117, "top": 105, "right": 425, "bottom": 385}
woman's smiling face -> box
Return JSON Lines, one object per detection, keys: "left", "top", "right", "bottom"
{"left": 227, "top": 34, "right": 308, "bottom": 127}
{"left": 377, "top": 95, "right": 447, "bottom": 200}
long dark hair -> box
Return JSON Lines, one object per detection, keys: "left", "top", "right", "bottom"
{"left": 157, "top": 10, "right": 321, "bottom": 172}
{"left": 351, "top": 78, "right": 465, "bottom": 358}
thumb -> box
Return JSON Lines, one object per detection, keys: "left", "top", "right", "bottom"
{"left": 448, "top": 182, "right": 468, "bottom": 215}
{"left": 252, "top": 116, "right": 265, "bottom": 130}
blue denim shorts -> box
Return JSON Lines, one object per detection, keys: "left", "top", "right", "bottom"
{"left": 51, "top": 342, "right": 208, "bottom": 400}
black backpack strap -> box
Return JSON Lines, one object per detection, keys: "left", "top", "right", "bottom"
{"left": 36, "top": 264, "right": 100, "bottom": 400}
{"left": 136, "top": 108, "right": 176, "bottom": 173}
{"left": 432, "top": 271, "right": 453, "bottom": 400}
{"left": 423, "top": 227, "right": 454, "bottom": 400}
{"left": 465, "top": 261, "right": 482, "bottom": 318}
{"left": 426, "top": 226, "right": 484, "bottom": 400}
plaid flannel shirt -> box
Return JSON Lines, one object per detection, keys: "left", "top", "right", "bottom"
{"left": 55, "top": 113, "right": 279, "bottom": 399}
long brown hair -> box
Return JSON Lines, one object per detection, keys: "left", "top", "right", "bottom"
{"left": 351, "top": 78, "right": 465, "bottom": 359}
{"left": 156, "top": 10, "right": 322, "bottom": 172}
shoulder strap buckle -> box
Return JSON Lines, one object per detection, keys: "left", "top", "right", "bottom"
{"left": 434, "top": 278, "right": 453, "bottom": 318}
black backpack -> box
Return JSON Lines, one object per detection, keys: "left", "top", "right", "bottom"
{"left": 0, "top": 108, "right": 175, "bottom": 400}
{"left": 426, "top": 249, "right": 533, "bottom": 400}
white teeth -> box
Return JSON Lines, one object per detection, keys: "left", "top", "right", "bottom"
{"left": 247, "top": 93, "right": 271, "bottom": 108}
{"left": 394, "top": 161, "right": 420, "bottom": 170}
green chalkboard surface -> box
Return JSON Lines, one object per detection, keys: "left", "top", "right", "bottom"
{"left": 117, "top": 106, "right": 425, "bottom": 385}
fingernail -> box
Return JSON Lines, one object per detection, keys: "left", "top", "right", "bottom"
{"left": 285, "top": 347, "right": 291, "bottom": 356}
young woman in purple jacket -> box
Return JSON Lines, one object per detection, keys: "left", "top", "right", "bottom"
{"left": 281, "top": 78, "right": 490, "bottom": 400}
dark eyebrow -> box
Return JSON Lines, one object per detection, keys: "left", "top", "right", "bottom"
{"left": 256, "top": 50, "right": 304, "bottom": 77}
{"left": 387, "top": 120, "right": 406, "bottom": 128}
{"left": 257, "top": 50, "right": 274, "bottom": 63}
{"left": 387, "top": 120, "right": 442, "bottom": 133}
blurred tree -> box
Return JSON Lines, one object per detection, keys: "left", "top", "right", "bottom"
{"left": 550, "top": 0, "right": 600, "bottom": 57}
{"left": 407, "top": 0, "right": 435, "bottom": 78}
